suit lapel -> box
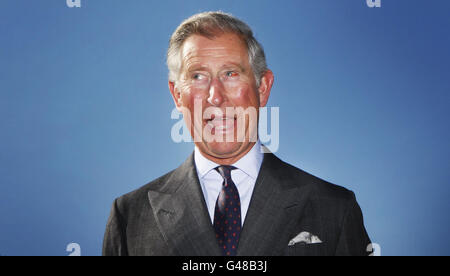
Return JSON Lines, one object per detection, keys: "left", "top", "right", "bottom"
{"left": 237, "top": 153, "right": 312, "bottom": 256}
{"left": 148, "top": 153, "right": 221, "bottom": 256}
{"left": 148, "top": 152, "right": 312, "bottom": 256}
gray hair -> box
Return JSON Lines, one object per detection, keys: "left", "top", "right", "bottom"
{"left": 167, "top": 11, "right": 268, "bottom": 87}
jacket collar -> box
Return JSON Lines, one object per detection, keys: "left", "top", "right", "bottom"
{"left": 148, "top": 152, "right": 312, "bottom": 256}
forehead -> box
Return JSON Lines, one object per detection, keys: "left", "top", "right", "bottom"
{"left": 180, "top": 33, "right": 249, "bottom": 67}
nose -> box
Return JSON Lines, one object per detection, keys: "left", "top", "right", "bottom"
{"left": 207, "top": 78, "right": 225, "bottom": 106}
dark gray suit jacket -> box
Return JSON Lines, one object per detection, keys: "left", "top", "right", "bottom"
{"left": 103, "top": 152, "right": 371, "bottom": 256}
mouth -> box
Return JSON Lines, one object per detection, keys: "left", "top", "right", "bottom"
{"left": 205, "top": 114, "right": 238, "bottom": 134}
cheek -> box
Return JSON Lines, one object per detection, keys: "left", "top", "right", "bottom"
{"left": 180, "top": 87, "right": 207, "bottom": 109}
{"left": 227, "top": 83, "right": 260, "bottom": 108}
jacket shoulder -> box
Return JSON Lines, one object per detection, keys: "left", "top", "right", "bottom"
{"left": 113, "top": 169, "right": 175, "bottom": 219}
{"left": 272, "top": 154, "right": 355, "bottom": 202}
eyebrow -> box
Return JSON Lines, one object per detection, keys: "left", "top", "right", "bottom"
{"left": 221, "top": 63, "right": 246, "bottom": 73}
{"left": 185, "top": 63, "right": 246, "bottom": 73}
{"left": 185, "top": 65, "right": 210, "bottom": 72}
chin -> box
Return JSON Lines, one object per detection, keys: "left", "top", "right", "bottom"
{"left": 206, "top": 141, "right": 244, "bottom": 158}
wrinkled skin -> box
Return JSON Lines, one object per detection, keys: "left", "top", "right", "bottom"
{"left": 169, "top": 32, "right": 274, "bottom": 165}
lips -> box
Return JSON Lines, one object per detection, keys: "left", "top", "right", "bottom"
{"left": 205, "top": 114, "right": 237, "bottom": 134}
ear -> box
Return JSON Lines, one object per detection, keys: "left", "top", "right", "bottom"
{"left": 257, "top": 69, "right": 274, "bottom": 107}
{"left": 168, "top": 81, "right": 183, "bottom": 111}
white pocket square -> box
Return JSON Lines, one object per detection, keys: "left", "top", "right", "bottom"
{"left": 288, "top": 231, "right": 322, "bottom": 246}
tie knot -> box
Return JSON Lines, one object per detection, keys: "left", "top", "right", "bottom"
{"left": 215, "top": 165, "right": 236, "bottom": 181}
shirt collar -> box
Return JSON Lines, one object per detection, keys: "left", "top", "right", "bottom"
{"left": 194, "top": 140, "right": 264, "bottom": 180}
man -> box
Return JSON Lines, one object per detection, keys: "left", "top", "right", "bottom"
{"left": 103, "top": 11, "right": 371, "bottom": 256}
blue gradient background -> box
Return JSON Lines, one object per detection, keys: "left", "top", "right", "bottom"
{"left": 1, "top": 0, "right": 449, "bottom": 256}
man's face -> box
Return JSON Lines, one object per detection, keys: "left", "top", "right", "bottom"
{"left": 169, "top": 32, "right": 273, "bottom": 164}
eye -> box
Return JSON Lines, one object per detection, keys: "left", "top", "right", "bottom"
{"left": 192, "top": 73, "right": 205, "bottom": 80}
{"left": 226, "top": 71, "right": 239, "bottom": 78}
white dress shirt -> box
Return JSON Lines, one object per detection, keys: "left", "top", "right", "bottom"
{"left": 194, "top": 140, "right": 264, "bottom": 226}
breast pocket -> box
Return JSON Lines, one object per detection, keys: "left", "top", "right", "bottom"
{"left": 285, "top": 242, "right": 328, "bottom": 256}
